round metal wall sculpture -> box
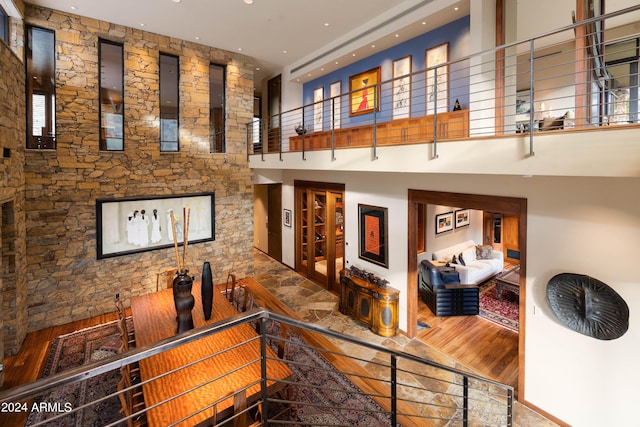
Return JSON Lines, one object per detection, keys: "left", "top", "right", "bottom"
{"left": 547, "top": 273, "right": 629, "bottom": 340}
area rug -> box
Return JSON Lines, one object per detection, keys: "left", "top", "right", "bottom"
{"left": 26, "top": 320, "right": 130, "bottom": 427}
{"left": 479, "top": 280, "right": 519, "bottom": 332}
{"left": 263, "top": 321, "right": 394, "bottom": 426}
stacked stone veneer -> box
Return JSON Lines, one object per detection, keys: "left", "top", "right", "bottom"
{"left": 21, "top": 5, "right": 255, "bottom": 333}
{"left": 0, "top": 20, "right": 28, "bottom": 358}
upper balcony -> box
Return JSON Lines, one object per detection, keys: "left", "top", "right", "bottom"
{"left": 249, "top": 6, "right": 640, "bottom": 179}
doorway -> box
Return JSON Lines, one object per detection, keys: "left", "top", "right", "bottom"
{"left": 253, "top": 184, "right": 282, "bottom": 262}
{"left": 407, "top": 190, "right": 527, "bottom": 398}
{"left": 294, "top": 181, "right": 345, "bottom": 293}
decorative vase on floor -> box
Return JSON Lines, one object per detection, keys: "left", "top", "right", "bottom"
{"left": 201, "top": 262, "right": 214, "bottom": 320}
{"left": 172, "top": 270, "right": 195, "bottom": 334}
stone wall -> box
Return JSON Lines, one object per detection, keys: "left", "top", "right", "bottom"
{"left": 0, "top": 32, "right": 27, "bottom": 358}
{"left": 22, "top": 5, "right": 255, "bottom": 332}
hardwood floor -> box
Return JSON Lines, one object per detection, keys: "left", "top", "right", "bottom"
{"left": 416, "top": 298, "right": 519, "bottom": 391}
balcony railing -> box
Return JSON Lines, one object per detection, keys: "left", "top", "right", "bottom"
{"left": 249, "top": 5, "right": 640, "bottom": 160}
{"left": 0, "top": 303, "right": 513, "bottom": 426}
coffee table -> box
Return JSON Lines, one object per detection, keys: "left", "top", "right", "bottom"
{"left": 495, "top": 266, "right": 520, "bottom": 299}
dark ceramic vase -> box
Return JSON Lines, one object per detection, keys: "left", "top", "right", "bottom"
{"left": 172, "top": 270, "right": 195, "bottom": 334}
{"left": 201, "top": 262, "right": 213, "bottom": 320}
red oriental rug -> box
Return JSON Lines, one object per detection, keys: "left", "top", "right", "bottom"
{"left": 479, "top": 280, "right": 519, "bottom": 332}
{"left": 26, "top": 319, "right": 131, "bottom": 426}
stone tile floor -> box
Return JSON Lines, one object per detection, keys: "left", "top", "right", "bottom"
{"left": 251, "top": 249, "right": 559, "bottom": 427}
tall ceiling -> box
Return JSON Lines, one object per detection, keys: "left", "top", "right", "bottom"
{"left": 25, "top": 0, "right": 470, "bottom": 94}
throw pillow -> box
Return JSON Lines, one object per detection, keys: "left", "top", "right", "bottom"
{"left": 461, "top": 247, "right": 476, "bottom": 263}
{"left": 458, "top": 252, "right": 466, "bottom": 266}
{"left": 476, "top": 245, "right": 493, "bottom": 259}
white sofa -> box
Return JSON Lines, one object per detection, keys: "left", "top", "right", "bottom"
{"left": 431, "top": 240, "right": 504, "bottom": 285}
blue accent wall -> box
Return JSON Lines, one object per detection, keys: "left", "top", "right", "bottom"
{"left": 302, "top": 16, "right": 470, "bottom": 130}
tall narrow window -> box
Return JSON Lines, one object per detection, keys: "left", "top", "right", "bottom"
{"left": 26, "top": 26, "right": 56, "bottom": 149}
{"left": 99, "top": 39, "right": 124, "bottom": 151}
{"left": 209, "top": 63, "right": 225, "bottom": 153}
{"left": 0, "top": 5, "right": 8, "bottom": 43}
{"left": 160, "top": 53, "right": 179, "bottom": 152}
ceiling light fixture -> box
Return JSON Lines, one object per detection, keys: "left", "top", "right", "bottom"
{"left": 243, "top": 0, "right": 254, "bottom": 4}
{"left": 171, "top": 0, "right": 181, "bottom": 3}
{"left": 323, "top": 23, "right": 330, "bottom": 27}
{"left": 455, "top": 7, "right": 459, "bottom": 11}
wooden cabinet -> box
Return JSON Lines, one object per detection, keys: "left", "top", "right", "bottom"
{"left": 289, "top": 110, "right": 469, "bottom": 151}
{"left": 339, "top": 270, "right": 399, "bottom": 337}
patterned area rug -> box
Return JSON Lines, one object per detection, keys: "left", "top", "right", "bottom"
{"left": 479, "top": 280, "right": 519, "bottom": 332}
{"left": 262, "top": 320, "right": 394, "bottom": 426}
{"left": 26, "top": 320, "right": 128, "bottom": 426}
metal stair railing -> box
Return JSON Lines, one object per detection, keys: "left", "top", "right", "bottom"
{"left": 0, "top": 308, "right": 513, "bottom": 426}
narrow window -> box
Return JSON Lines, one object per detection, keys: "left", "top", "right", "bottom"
{"left": 99, "top": 39, "right": 124, "bottom": 151}
{"left": 26, "top": 26, "right": 56, "bottom": 149}
{"left": 0, "top": 5, "right": 8, "bottom": 43}
{"left": 160, "top": 53, "right": 179, "bottom": 152}
{"left": 209, "top": 64, "right": 225, "bottom": 153}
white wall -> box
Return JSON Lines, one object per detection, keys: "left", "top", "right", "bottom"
{"left": 423, "top": 205, "right": 483, "bottom": 261}
{"left": 257, "top": 167, "right": 640, "bottom": 427}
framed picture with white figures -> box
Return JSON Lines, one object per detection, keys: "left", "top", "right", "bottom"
{"left": 96, "top": 192, "right": 214, "bottom": 259}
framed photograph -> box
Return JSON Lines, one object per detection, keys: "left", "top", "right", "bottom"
{"left": 283, "top": 209, "right": 292, "bottom": 227}
{"left": 454, "top": 209, "right": 470, "bottom": 229}
{"left": 329, "top": 81, "right": 341, "bottom": 129}
{"left": 392, "top": 56, "right": 411, "bottom": 119}
{"left": 313, "top": 87, "right": 324, "bottom": 131}
{"left": 96, "top": 192, "right": 215, "bottom": 259}
{"left": 349, "top": 67, "right": 381, "bottom": 116}
{"left": 435, "top": 211, "right": 453, "bottom": 235}
{"left": 358, "top": 204, "right": 388, "bottom": 268}
{"left": 426, "top": 43, "right": 449, "bottom": 114}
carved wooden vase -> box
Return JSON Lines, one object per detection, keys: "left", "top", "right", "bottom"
{"left": 201, "top": 262, "right": 214, "bottom": 320}
{"left": 172, "top": 270, "right": 195, "bottom": 334}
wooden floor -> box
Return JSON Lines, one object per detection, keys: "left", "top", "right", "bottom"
{"left": 416, "top": 298, "right": 519, "bottom": 391}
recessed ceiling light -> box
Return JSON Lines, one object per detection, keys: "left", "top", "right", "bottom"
{"left": 323, "top": 23, "right": 330, "bottom": 27}
{"left": 256, "top": 67, "right": 260, "bottom": 71}
{"left": 70, "top": 5, "right": 77, "bottom": 10}
{"left": 172, "top": 0, "right": 181, "bottom": 3}
{"left": 395, "top": 34, "right": 399, "bottom": 38}
{"left": 371, "top": 44, "right": 375, "bottom": 48}
{"left": 195, "top": 36, "right": 200, "bottom": 40}
{"left": 454, "top": 7, "right": 459, "bottom": 11}
{"left": 238, "top": 47, "right": 243, "bottom": 51}
{"left": 352, "top": 53, "right": 356, "bottom": 57}
{"left": 243, "top": 0, "right": 253, "bottom": 4}
{"left": 422, "top": 21, "right": 426, "bottom": 25}
{"left": 140, "top": 23, "right": 145, "bottom": 27}
{"left": 282, "top": 50, "right": 288, "bottom": 54}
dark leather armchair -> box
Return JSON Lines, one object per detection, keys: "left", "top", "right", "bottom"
{"left": 418, "top": 260, "right": 479, "bottom": 316}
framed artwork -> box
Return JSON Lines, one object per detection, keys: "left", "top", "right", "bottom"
{"left": 283, "top": 209, "right": 292, "bottom": 227}
{"left": 435, "top": 211, "right": 453, "bottom": 235}
{"left": 426, "top": 43, "right": 449, "bottom": 114}
{"left": 358, "top": 204, "right": 388, "bottom": 268}
{"left": 349, "top": 67, "right": 381, "bottom": 116}
{"left": 96, "top": 192, "right": 215, "bottom": 259}
{"left": 313, "top": 87, "right": 324, "bottom": 131}
{"left": 454, "top": 209, "right": 470, "bottom": 229}
{"left": 329, "top": 80, "right": 342, "bottom": 129}
{"left": 392, "top": 55, "right": 411, "bottom": 119}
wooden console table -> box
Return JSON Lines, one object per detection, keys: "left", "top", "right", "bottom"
{"left": 339, "top": 270, "right": 399, "bottom": 337}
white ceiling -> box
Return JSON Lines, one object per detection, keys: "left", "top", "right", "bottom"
{"left": 25, "top": 0, "right": 470, "bottom": 93}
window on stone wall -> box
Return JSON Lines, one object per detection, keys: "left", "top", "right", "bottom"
{"left": 160, "top": 53, "right": 180, "bottom": 152}
{"left": 26, "top": 26, "right": 56, "bottom": 149}
{"left": 99, "top": 39, "right": 124, "bottom": 151}
{"left": 0, "top": 5, "right": 8, "bottom": 43}
{"left": 209, "top": 63, "right": 226, "bottom": 153}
